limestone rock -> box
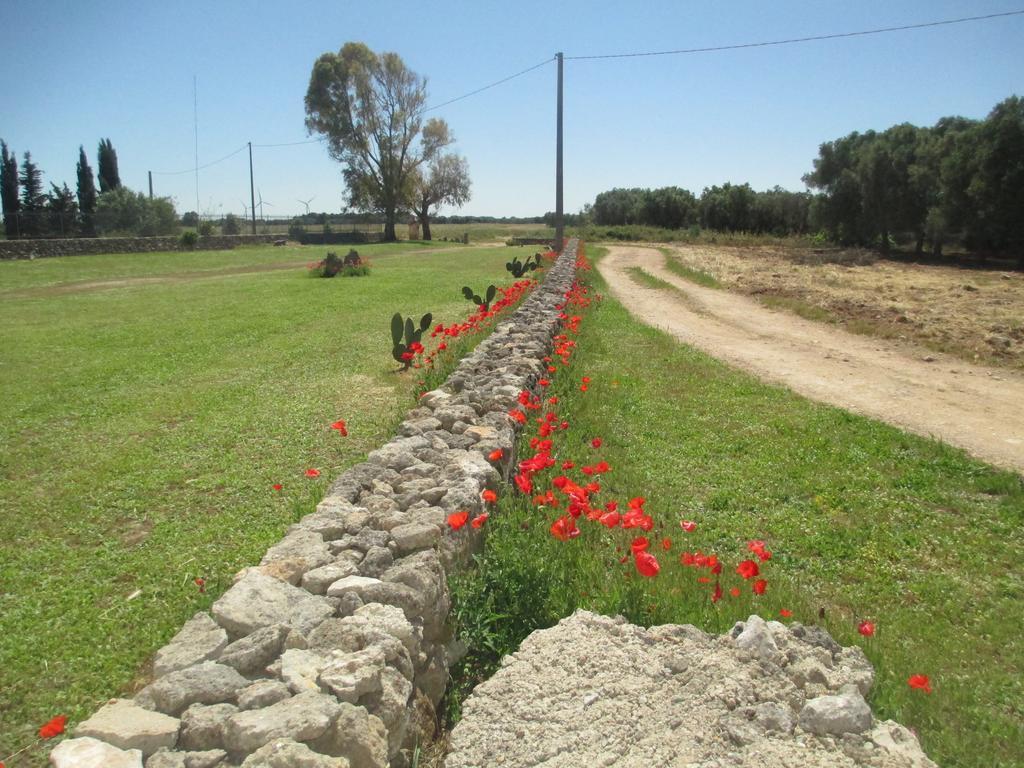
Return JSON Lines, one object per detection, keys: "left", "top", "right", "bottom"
{"left": 308, "top": 703, "right": 387, "bottom": 768}
{"left": 75, "top": 698, "right": 180, "bottom": 757}
{"left": 217, "top": 623, "right": 289, "bottom": 675}
{"left": 223, "top": 691, "right": 343, "bottom": 755}
{"left": 362, "top": 666, "right": 413, "bottom": 757}
{"left": 260, "top": 530, "right": 333, "bottom": 586}
{"left": 145, "top": 749, "right": 227, "bottom": 768}
{"left": 389, "top": 522, "right": 441, "bottom": 554}
{"left": 211, "top": 571, "right": 334, "bottom": 639}
{"left": 240, "top": 738, "right": 350, "bottom": 768}
{"left": 50, "top": 737, "right": 143, "bottom": 768}
{"left": 799, "top": 691, "right": 873, "bottom": 735}
{"left": 135, "top": 663, "right": 248, "bottom": 716}
{"left": 179, "top": 703, "right": 237, "bottom": 751}
{"left": 153, "top": 613, "right": 229, "bottom": 677}
{"left": 238, "top": 680, "right": 291, "bottom": 711}
{"left": 317, "top": 647, "right": 387, "bottom": 702}
{"left": 325, "top": 575, "right": 381, "bottom": 599}
{"left": 301, "top": 561, "right": 359, "bottom": 595}
{"left": 734, "top": 615, "right": 780, "bottom": 661}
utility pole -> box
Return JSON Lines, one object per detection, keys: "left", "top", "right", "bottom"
{"left": 554, "top": 52, "right": 564, "bottom": 252}
{"left": 148, "top": 171, "right": 153, "bottom": 199}
{"left": 248, "top": 142, "right": 256, "bottom": 235}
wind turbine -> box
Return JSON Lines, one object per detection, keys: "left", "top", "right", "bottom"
{"left": 256, "top": 190, "right": 273, "bottom": 221}
{"left": 239, "top": 200, "right": 250, "bottom": 219}
{"left": 297, "top": 196, "right": 316, "bottom": 216}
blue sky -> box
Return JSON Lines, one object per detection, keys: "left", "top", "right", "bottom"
{"left": 1, "top": 0, "right": 1022, "bottom": 218}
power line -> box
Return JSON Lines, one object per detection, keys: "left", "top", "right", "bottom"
{"left": 252, "top": 137, "right": 326, "bottom": 148}
{"left": 152, "top": 144, "right": 247, "bottom": 176}
{"left": 423, "top": 56, "right": 555, "bottom": 113}
{"left": 566, "top": 9, "right": 1024, "bottom": 60}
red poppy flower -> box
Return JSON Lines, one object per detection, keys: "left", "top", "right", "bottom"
{"left": 550, "top": 516, "right": 579, "bottom": 541}
{"left": 591, "top": 437, "right": 602, "bottom": 448}
{"left": 598, "top": 510, "right": 620, "bottom": 528}
{"left": 330, "top": 420, "right": 348, "bottom": 436}
{"left": 304, "top": 468, "right": 321, "bottom": 478}
{"left": 729, "top": 587, "right": 741, "bottom": 598}
{"left": 594, "top": 461, "right": 610, "bottom": 473}
{"left": 514, "top": 473, "right": 533, "bottom": 495}
{"left": 582, "top": 376, "right": 591, "bottom": 383}
{"left": 448, "top": 511, "right": 469, "bottom": 530}
{"left": 680, "top": 520, "right": 697, "bottom": 533}
{"left": 194, "top": 577, "right": 205, "bottom": 594}
{"left": 580, "top": 384, "right": 588, "bottom": 392}
{"left": 858, "top": 620, "right": 876, "bottom": 637}
{"left": 482, "top": 489, "right": 497, "bottom": 504}
{"left": 752, "top": 579, "right": 767, "bottom": 595}
{"left": 488, "top": 449, "right": 503, "bottom": 462}
{"left": 908, "top": 674, "right": 932, "bottom": 693}
{"left": 736, "top": 560, "right": 760, "bottom": 580}
{"left": 634, "top": 551, "right": 660, "bottom": 577}
{"left": 508, "top": 409, "right": 527, "bottom": 424}
{"left": 631, "top": 536, "right": 650, "bottom": 554}
{"left": 39, "top": 715, "right": 67, "bottom": 739}
{"left": 272, "top": 483, "right": 282, "bottom": 491}
{"left": 471, "top": 513, "right": 488, "bottom": 529}
{"left": 661, "top": 538, "right": 672, "bottom": 551}
{"left": 711, "top": 582, "right": 723, "bottom": 603}
{"left": 779, "top": 609, "right": 793, "bottom": 618}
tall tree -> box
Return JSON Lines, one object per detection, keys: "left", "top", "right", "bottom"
{"left": 412, "top": 153, "right": 471, "bottom": 240}
{"left": 97, "top": 138, "right": 121, "bottom": 193}
{"left": 46, "top": 183, "right": 78, "bottom": 237}
{"left": 1, "top": 140, "right": 19, "bottom": 239}
{"left": 76, "top": 145, "right": 98, "bottom": 234}
{"left": 19, "top": 152, "right": 46, "bottom": 237}
{"left": 304, "top": 42, "right": 452, "bottom": 241}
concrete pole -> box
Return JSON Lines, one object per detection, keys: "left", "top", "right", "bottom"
{"left": 555, "top": 52, "right": 564, "bottom": 252}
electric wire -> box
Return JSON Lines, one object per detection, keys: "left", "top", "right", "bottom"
{"left": 423, "top": 56, "right": 555, "bottom": 113}
{"left": 151, "top": 144, "right": 247, "bottom": 176}
{"left": 252, "top": 137, "right": 327, "bottom": 148}
{"left": 566, "top": 9, "right": 1024, "bottom": 60}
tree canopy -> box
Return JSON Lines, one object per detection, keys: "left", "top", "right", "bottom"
{"left": 97, "top": 138, "right": 121, "bottom": 193}
{"left": 412, "top": 153, "right": 471, "bottom": 240}
{"left": 304, "top": 42, "right": 452, "bottom": 241}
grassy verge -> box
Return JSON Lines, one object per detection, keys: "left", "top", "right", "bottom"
{"left": 760, "top": 294, "right": 837, "bottom": 324}
{"left": 447, "top": 246, "right": 1024, "bottom": 768}
{"left": 0, "top": 242, "right": 527, "bottom": 764}
{"left": 658, "top": 248, "right": 722, "bottom": 288}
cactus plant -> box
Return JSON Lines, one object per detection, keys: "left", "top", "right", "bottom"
{"left": 391, "top": 311, "right": 433, "bottom": 370}
{"left": 505, "top": 253, "right": 541, "bottom": 278}
{"left": 461, "top": 284, "right": 498, "bottom": 312}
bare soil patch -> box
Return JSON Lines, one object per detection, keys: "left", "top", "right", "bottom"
{"left": 663, "top": 244, "right": 1024, "bottom": 370}
{"left": 599, "top": 245, "right": 1024, "bottom": 473}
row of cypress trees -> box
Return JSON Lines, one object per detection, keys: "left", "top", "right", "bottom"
{"left": 0, "top": 138, "right": 121, "bottom": 238}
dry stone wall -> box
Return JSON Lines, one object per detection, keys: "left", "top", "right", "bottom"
{"left": 50, "top": 242, "right": 580, "bottom": 768}
{"left": 0, "top": 234, "right": 279, "bottom": 260}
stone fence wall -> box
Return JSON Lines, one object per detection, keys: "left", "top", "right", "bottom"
{"left": 0, "top": 234, "right": 280, "bottom": 260}
{"left": 50, "top": 243, "right": 579, "bottom": 768}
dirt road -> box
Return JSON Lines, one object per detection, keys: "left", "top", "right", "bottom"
{"left": 599, "top": 245, "right": 1024, "bottom": 474}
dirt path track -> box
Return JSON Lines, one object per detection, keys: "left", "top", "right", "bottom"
{"left": 599, "top": 245, "right": 1024, "bottom": 474}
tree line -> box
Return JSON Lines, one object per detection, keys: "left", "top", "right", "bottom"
{"left": 586, "top": 95, "right": 1022, "bottom": 259}
{"left": 0, "top": 138, "right": 178, "bottom": 239}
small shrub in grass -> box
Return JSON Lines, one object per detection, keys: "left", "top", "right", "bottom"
{"left": 198, "top": 220, "right": 215, "bottom": 238}
{"left": 179, "top": 230, "right": 198, "bottom": 250}
{"left": 308, "top": 249, "right": 370, "bottom": 278}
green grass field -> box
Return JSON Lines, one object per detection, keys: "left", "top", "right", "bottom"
{"left": 450, "top": 247, "right": 1024, "bottom": 768}
{"left": 0, "top": 241, "right": 522, "bottom": 763}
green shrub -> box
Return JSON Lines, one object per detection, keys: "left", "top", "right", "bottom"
{"left": 222, "top": 213, "right": 241, "bottom": 235}
{"left": 198, "top": 220, "right": 215, "bottom": 237}
{"left": 179, "top": 230, "right": 198, "bottom": 250}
